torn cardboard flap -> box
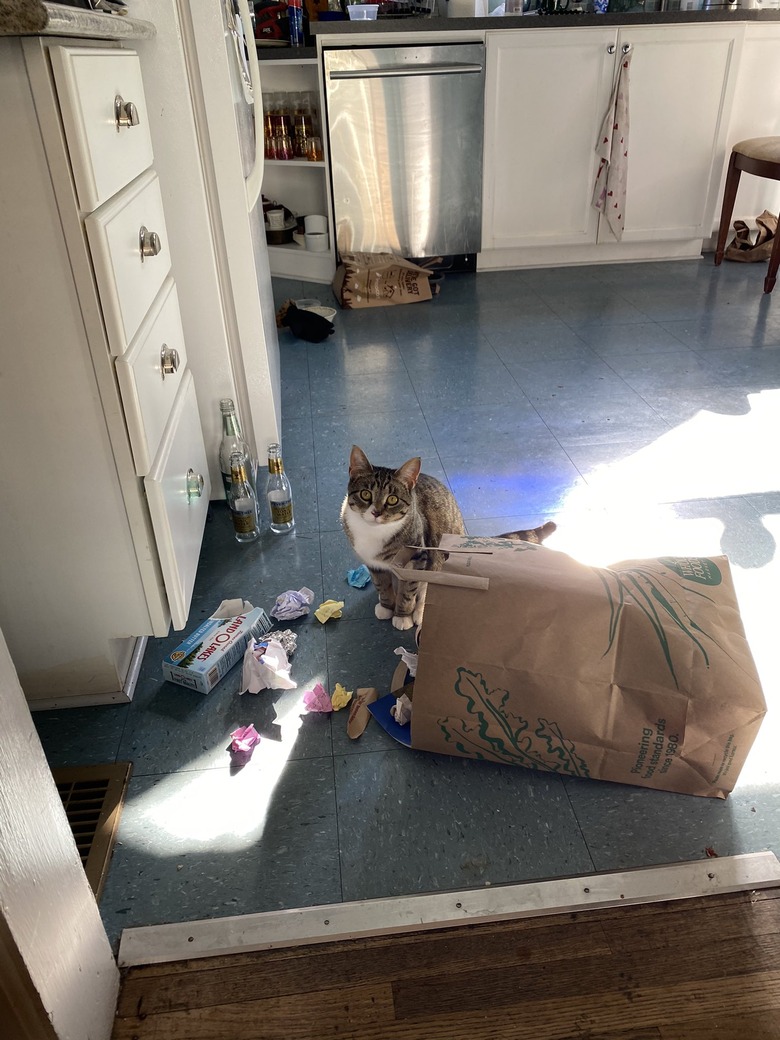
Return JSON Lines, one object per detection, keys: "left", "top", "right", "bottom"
{"left": 347, "top": 687, "right": 379, "bottom": 739}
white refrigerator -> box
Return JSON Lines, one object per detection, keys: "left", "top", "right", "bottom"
{"left": 131, "top": 0, "right": 281, "bottom": 495}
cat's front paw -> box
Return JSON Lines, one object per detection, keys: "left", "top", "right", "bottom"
{"left": 392, "top": 615, "right": 414, "bottom": 631}
{"left": 375, "top": 604, "right": 394, "bottom": 621}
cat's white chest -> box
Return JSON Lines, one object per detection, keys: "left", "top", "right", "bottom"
{"left": 343, "top": 505, "right": 402, "bottom": 570}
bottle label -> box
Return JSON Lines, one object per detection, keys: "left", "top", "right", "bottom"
{"left": 221, "top": 472, "right": 232, "bottom": 497}
{"left": 270, "top": 499, "right": 293, "bottom": 524}
{"left": 231, "top": 510, "right": 257, "bottom": 534}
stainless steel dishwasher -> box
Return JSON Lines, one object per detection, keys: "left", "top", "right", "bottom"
{"left": 323, "top": 43, "right": 485, "bottom": 266}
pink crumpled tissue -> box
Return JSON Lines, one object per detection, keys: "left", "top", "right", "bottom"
{"left": 303, "top": 681, "right": 332, "bottom": 713}
{"left": 229, "top": 724, "right": 261, "bottom": 765}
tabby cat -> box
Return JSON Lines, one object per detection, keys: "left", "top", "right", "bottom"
{"left": 340, "top": 445, "right": 556, "bottom": 631}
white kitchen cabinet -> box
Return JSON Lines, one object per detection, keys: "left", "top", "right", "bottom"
{"left": 613, "top": 24, "right": 741, "bottom": 246}
{"left": 0, "top": 36, "right": 210, "bottom": 708}
{"left": 482, "top": 28, "right": 616, "bottom": 251}
{"left": 258, "top": 52, "right": 336, "bottom": 283}
{"left": 717, "top": 22, "right": 780, "bottom": 231}
{"left": 482, "top": 23, "right": 741, "bottom": 266}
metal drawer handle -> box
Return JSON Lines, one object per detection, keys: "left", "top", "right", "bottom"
{"left": 330, "top": 63, "right": 483, "bottom": 82}
{"left": 139, "top": 226, "right": 161, "bottom": 262}
{"left": 622, "top": 43, "right": 631, "bottom": 54}
{"left": 186, "top": 468, "right": 204, "bottom": 501}
{"left": 115, "top": 94, "right": 140, "bottom": 131}
{"left": 160, "top": 344, "right": 180, "bottom": 379}
{"left": 607, "top": 44, "right": 616, "bottom": 54}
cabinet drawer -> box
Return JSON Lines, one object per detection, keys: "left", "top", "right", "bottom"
{"left": 50, "top": 46, "right": 154, "bottom": 212}
{"left": 86, "top": 169, "right": 171, "bottom": 354}
{"left": 116, "top": 277, "right": 189, "bottom": 476}
{"left": 145, "top": 371, "right": 210, "bottom": 631}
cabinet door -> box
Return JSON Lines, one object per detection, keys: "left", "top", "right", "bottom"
{"left": 719, "top": 23, "right": 780, "bottom": 227}
{"left": 49, "top": 46, "right": 154, "bottom": 213}
{"left": 86, "top": 168, "right": 172, "bottom": 354}
{"left": 145, "top": 371, "right": 211, "bottom": 631}
{"left": 613, "top": 24, "right": 741, "bottom": 244}
{"left": 483, "top": 29, "right": 616, "bottom": 251}
{"left": 116, "top": 277, "right": 189, "bottom": 476}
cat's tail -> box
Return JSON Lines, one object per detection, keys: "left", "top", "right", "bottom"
{"left": 495, "top": 521, "right": 557, "bottom": 544}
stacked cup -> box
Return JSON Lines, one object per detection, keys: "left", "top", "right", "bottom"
{"left": 304, "top": 214, "right": 329, "bottom": 252}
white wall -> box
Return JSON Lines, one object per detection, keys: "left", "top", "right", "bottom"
{"left": 0, "top": 630, "right": 119, "bottom": 1039}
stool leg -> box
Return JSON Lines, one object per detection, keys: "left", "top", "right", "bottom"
{"left": 764, "top": 224, "right": 780, "bottom": 294}
{"left": 714, "top": 153, "right": 741, "bottom": 267}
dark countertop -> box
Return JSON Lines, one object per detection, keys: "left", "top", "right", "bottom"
{"left": 311, "top": 8, "right": 780, "bottom": 33}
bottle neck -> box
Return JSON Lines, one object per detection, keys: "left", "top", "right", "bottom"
{"left": 268, "top": 457, "right": 283, "bottom": 474}
{"left": 222, "top": 413, "right": 240, "bottom": 438}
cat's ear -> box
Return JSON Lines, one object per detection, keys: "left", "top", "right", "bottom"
{"left": 395, "top": 457, "right": 421, "bottom": 490}
{"left": 349, "top": 445, "right": 372, "bottom": 477}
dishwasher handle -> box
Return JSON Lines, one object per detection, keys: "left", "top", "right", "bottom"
{"left": 329, "top": 63, "right": 484, "bottom": 81}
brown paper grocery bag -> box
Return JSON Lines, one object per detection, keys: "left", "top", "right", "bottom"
{"left": 332, "top": 252, "right": 434, "bottom": 309}
{"left": 395, "top": 536, "right": 765, "bottom": 799}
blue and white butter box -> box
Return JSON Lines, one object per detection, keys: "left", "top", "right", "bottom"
{"left": 162, "top": 606, "right": 272, "bottom": 694}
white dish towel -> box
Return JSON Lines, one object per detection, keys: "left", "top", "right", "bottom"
{"left": 592, "top": 50, "right": 632, "bottom": 241}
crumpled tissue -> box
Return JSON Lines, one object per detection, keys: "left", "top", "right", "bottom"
{"left": 229, "top": 723, "right": 261, "bottom": 765}
{"left": 303, "top": 681, "right": 332, "bottom": 713}
{"left": 240, "top": 638, "right": 297, "bottom": 694}
{"left": 271, "top": 587, "right": 314, "bottom": 621}
{"left": 394, "top": 646, "right": 418, "bottom": 678}
{"left": 346, "top": 565, "right": 372, "bottom": 589}
{"left": 391, "top": 693, "right": 413, "bottom": 727}
{"left": 331, "top": 683, "right": 353, "bottom": 711}
{"left": 314, "top": 599, "right": 344, "bottom": 624}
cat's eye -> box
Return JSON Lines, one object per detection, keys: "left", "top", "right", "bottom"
{"left": 386, "top": 495, "right": 398, "bottom": 506}
{"left": 359, "top": 490, "right": 372, "bottom": 502}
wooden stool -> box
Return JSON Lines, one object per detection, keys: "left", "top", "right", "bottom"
{"left": 714, "top": 136, "right": 780, "bottom": 294}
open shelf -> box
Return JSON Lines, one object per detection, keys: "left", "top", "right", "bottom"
{"left": 265, "top": 159, "right": 325, "bottom": 168}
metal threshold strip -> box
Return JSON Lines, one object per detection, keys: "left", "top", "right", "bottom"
{"left": 118, "top": 850, "right": 780, "bottom": 967}
{"left": 52, "top": 761, "right": 133, "bottom": 902}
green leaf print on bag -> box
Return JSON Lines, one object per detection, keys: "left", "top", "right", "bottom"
{"left": 448, "top": 536, "right": 542, "bottom": 553}
{"left": 438, "top": 668, "right": 590, "bottom": 777}
{"left": 658, "top": 557, "right": 722, "bottom": 586}
{"left": 594, "top": 562, "right": 723, "bottom": 688}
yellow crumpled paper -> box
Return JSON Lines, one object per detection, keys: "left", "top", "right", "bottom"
{"left": 314, "top": 599, "right": 344, "bottom": 623}
{"left": 331, "top": 683, "right": 353, "bottom": 711}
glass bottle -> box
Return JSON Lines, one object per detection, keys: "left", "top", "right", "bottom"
{"left": 218, "top": 398, "right": 256, "bottom": 503}
{"left": 266, "top": 443, "right": 295, "bottom": 534}
{"left": 227, "top": 452, "right": 259, "bottom": 543}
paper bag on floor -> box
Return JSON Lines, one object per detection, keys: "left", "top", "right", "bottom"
{"left": 392, "top": 537, "right": 765, "bottom": 799}
{"left": 332, "top": 252, "right": 435, "bottom": 309}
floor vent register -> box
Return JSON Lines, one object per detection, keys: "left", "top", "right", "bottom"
{"left": 51, "top": 762, "right": 133, "bottom": 900}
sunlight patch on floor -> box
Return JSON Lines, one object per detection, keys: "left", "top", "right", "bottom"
{"left": 123, "top": 685, "right": 316, "bottom": 853}
{"left": 548, "top": 397, "right": 780, "bottom": 792}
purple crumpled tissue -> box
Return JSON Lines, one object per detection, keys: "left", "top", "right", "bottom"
{"left": 271, "top": 587, "right": 314, "bottom": 621}
{"left": 229, "top": 723, "right": 261, "bottom": 765}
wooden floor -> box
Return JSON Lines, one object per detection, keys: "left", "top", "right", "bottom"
{"left": 113, "top": 888, "right": 780, "bottom": 1040}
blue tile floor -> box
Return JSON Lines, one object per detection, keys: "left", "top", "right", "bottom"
{"left": 35, "top": 257, "right": 780, "bottom": 952}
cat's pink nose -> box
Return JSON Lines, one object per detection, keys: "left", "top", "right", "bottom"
{"left": 371, "top": 510, "right": 381, "bottom": 519}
